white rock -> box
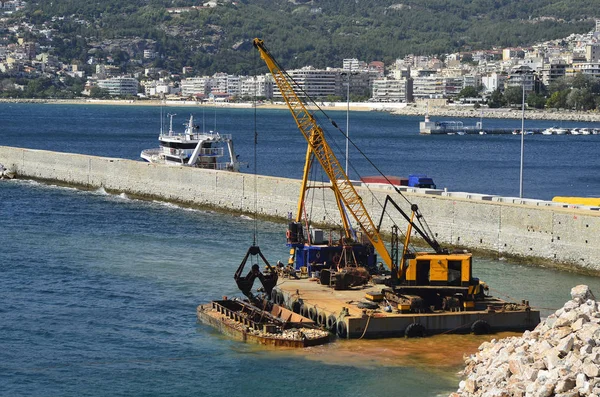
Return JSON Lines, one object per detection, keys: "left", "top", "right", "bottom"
{"left": 583, "top": 361, "right": 600, "bottom": 378}
{"left": 576, "top": 372, "right": 588, "bottom": 389}
{"left": 572, "top": 285, "right": 596, "bottom": 302}
{"left": 557, "top": 335, "right": 575, "bottom": 356}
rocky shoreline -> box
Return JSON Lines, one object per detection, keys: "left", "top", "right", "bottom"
{"left": 451, "top": 285, "right": 600, "bottom": 397}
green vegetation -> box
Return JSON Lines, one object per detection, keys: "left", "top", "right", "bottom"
{"left": 18, "top": 0, "right": 597, "bottom": 73}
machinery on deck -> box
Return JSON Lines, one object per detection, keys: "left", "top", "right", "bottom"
{"left": 253, "top": 38, "right": 487, "bottom": 312}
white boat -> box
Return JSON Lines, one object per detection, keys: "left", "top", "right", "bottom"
{"left": 593, "top": 129, "right": 600, "bottom": 135}
{"left": 581, "top": 128, "right": 591, "bottom": 135}
{"left": 541, "top": 128, "right": 555, "bottom": 135}
{"left": 571, "top": 129, "right": 581, "bottom": 135}
{"left": 141, "top": 114, "right": 241, "bottom": 171}
{"left": 555, "top": 128, "right": 567, "bottom": 135}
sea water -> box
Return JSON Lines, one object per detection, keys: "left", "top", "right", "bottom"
{"left": 2, "top": 103, "right": 600, "bottom": 200}
{"left": 2, "top": 103, "right": 600, "bottom": 396}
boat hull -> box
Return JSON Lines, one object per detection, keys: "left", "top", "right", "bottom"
{"left": 197, "top": 300, "right": 330, "bottom": 348}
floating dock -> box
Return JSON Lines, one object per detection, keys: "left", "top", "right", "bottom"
{"left": 271, "top": 277, "right": 540, "bottom": 339}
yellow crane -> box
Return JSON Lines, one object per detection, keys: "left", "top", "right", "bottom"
{"left": 253, "top": 38, "right": 392, "bottom": 270}
{"left": 254, "top": 38, "right": 484, "bottom": 309}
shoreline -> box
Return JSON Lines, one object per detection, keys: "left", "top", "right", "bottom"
{"left": 1, "top": 98, "right": 599, "bottom": 122}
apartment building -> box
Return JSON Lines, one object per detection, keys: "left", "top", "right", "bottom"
{"left": 97, "top": 77, "right": 138, "bottom": 96}
{"left": 371, "top": 77, "right": 413, "bottom": 102}
{"left": 180, "top": 77, "right": 209, "bottom": 97}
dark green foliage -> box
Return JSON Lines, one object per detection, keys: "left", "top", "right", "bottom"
{"left": 21, "top": 0, "right": 596, "bottom": 74}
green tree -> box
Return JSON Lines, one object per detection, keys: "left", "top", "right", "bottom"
{"left": 503, "top": 86, "right": 524, "bottom": 107}
{"left": 90, "top": 87, "right": 110, "bottom": 98}
{"left": 526, "top": 93, "right": 546, "bottom": 109}
{"left": 546, "top": 90, "right": 569, "bottom": 109}
{"left": 487, "top": 88, "right": 505, "bottom": 108}
{"left": 457, "top": 86, "right": 479, "bottom": 98}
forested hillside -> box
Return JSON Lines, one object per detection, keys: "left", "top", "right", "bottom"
{"left": 21, "top": 0, "right": 599, "bottom": 73}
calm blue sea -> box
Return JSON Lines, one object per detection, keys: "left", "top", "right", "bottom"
{"left": 2, "top": 103, "right": 600, "bottom": 396}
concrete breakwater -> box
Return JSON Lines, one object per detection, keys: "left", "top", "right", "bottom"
{"left": 1, "top": 145, "right": 600, "bottom": 273}
{"left": 392, "top": 106, "right": 600, "bottom": 123}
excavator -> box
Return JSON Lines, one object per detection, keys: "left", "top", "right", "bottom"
{"left": 253, "top": 38, "right": 487, "bottom": 313}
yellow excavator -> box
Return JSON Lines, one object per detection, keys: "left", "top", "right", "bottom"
{"left": 254, "top": 38, "right": 486, "bottom": 312}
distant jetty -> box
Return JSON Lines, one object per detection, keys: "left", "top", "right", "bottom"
{"left": 393, "top": 105, "right": 600, "bottom": 123}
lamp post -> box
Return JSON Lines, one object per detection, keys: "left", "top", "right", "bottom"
{"left": 345, "top": 69, "right": 351, "bottom": 178}
{"left": 519, "top": 82, "right": 525, "bottom": 198}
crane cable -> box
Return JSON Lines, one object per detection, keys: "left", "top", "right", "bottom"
{"left": 252, "top": 50, "right": 259, "bottom": 247}
{"left": 260, "top": 42, "right": 435, "bottom": 249}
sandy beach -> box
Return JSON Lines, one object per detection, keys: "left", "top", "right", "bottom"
{"left": 2, "top": 98, "right": 599, "bottom": 122}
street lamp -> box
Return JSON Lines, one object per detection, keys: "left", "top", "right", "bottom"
{"left": 342, "top": 68, "right": 357, "bottom": 178}
{"left": 519, "top": 81, "right": 525, "bottom": 198}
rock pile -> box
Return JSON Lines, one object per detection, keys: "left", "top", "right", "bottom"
{"left": 451, "top": 285, "right": 600, "bottom": 397}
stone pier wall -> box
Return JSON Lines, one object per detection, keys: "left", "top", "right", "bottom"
{"left": 2, "top": 146, "right": 599, "bottom": 272}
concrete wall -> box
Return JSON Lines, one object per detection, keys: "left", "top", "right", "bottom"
{"left": 2, "top": 146, "right": 600, "bottom": 272}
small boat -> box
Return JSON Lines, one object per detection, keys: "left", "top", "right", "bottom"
{"left": 197, "top": 299, "right": 330, "bottom": 347}
{"left": 593, "top": 129, "right": 600, "bottom": 135}
{"left": 581, "top": 128, "right": 591, "bottom": 135}
{"left": 141, "top": 114, "right": 241, "bottom": 171}
{"left": 555, "top": 128, "right": 567, "bottom": 135}
{"left": 570, "top": 128, "right": 581, "bottom": 135}
{"left": 541, "top": 128, "right": 554, "bottom": 135}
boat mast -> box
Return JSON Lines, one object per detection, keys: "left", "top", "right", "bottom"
{"left": 167, "top": 113, "right": 176, "bottom": 136}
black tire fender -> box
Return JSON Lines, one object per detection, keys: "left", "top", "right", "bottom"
{"left": 471, "top": 319, "right": 491, "bottom": 335}
{"left": 336, "top": 320, "right": 348, "bottom": 338}
{"left": 326, "top": 315, "right": 337, "bottom": 332}
{"left": 275, "top": 291, "right": 284, "bottom": 305}
{"left": 299, "top": 304, "right": 309, "bottom": 318}
{"left": 291, "top": 301, "right": 301, "bottom": 314}
{"left": 404, "top": 322, "right": 426, "bottom": 338}
{"left": 317, "top": 311, "right": 327, "bottom": 326}
{"left": 308, "top": 307, "right": 318, "bottom": 321}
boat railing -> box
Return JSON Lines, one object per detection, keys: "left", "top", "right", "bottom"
{"left": 199, "top": 147, "right": 224, "bottom": 157}
{"left": 141, "top": 148, "right": 161, "bottom": 156}
{"left": 186, "top": 133, "right": 233, "bottom": 141}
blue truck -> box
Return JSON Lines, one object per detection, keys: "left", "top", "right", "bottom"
{"left": 408, "top": 174, "right": 436, "bottom": 189}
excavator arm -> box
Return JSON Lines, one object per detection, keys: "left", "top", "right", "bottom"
{"left": 253, "top": 38, "right": 393, "bottom": 270}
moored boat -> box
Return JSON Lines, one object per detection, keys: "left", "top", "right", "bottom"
{"left": 141, "top": 114, "right": 241, "bottom": 171}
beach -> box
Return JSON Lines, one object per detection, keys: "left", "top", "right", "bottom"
{"left": 1, "top": 98, "right": 599, "bottom": 122}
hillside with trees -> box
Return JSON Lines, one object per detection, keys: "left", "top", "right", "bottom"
{"left": 17, "top": 0, "right": 598, "bottom": 74}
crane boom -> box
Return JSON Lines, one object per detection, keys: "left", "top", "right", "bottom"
{"left": 253, "top": 38, "right": 393, "bottom": 269}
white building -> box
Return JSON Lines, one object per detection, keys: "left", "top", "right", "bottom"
{"left": 181, "top": 77, "right": 209, "bottom": 97}
{"left": 273, "top": 67, "right": 337, "bottom": 99}
{"left": 371, "top": 77, "right": 412, "bottom": 102}
{"left": 568, "top": 63, "right": 600, "bottom": 79}
{"left": 97, "top": 77, "right": 139, "bottom": 96}
{"left": 239, "top": 74, "right": 273, "bottom": 99}
{"left": 481, "top": 73, "right": 507, "bottom": 94}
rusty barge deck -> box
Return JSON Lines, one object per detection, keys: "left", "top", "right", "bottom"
{"left": 271, "top": 278, "right": 540, "bottom": 339}
{"left": 197, "top": 299, "right": 331, "bottom": 347}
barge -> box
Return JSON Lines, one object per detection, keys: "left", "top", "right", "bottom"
{"left": 269, "top": 277, "right": 539, "bottom": 339}
{"left": 197, "top": 298, "right": 330, "bottom": 347}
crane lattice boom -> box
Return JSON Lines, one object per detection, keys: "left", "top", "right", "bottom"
{"left": 253, "top": 38, "right": 392, "bottom": 269}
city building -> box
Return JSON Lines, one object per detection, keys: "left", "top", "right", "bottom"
{"left": 181, "top": 77, "right": 209, "bottom": 97}
{"left": 97, "top": 77, "right": 139, "bottom": 96}
{"left": 371, "top": 77, "right": 413, "bottom": 102}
